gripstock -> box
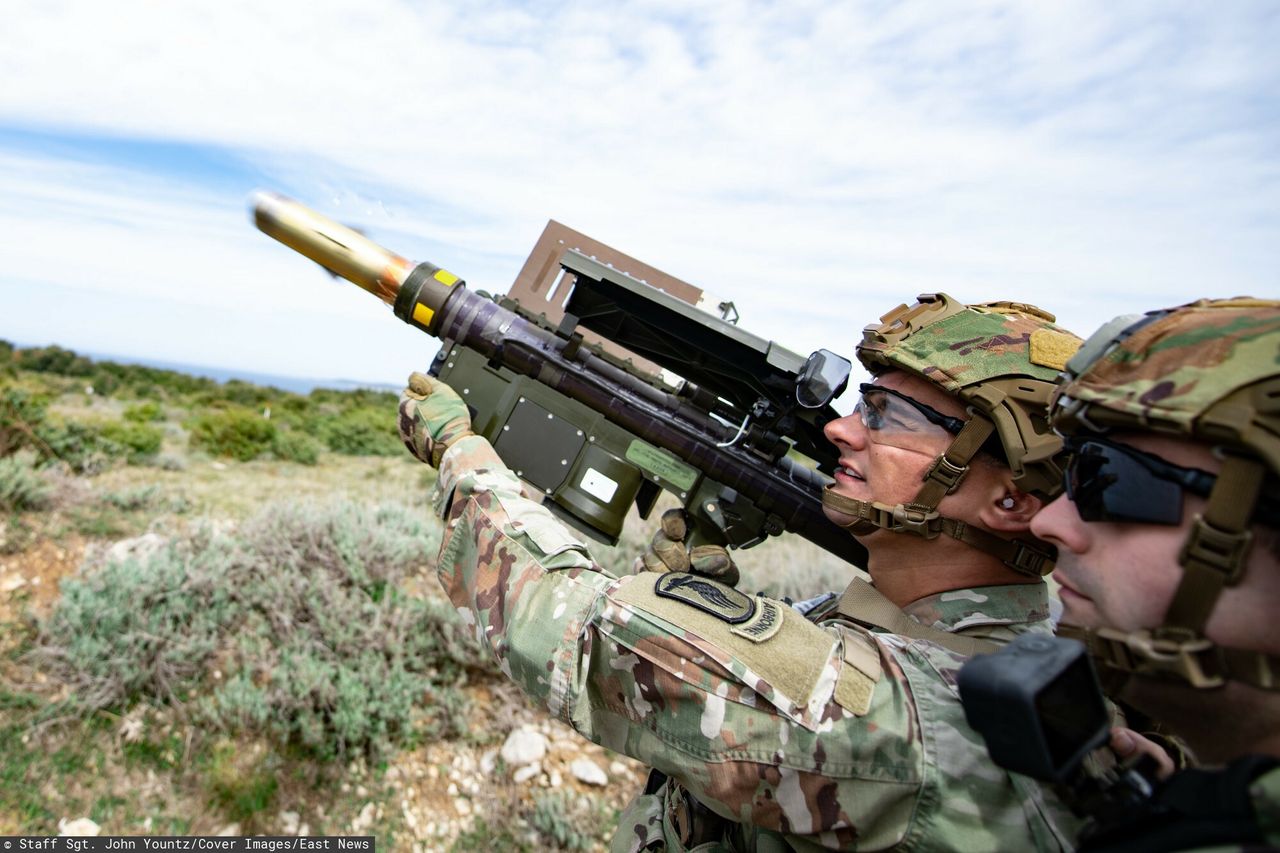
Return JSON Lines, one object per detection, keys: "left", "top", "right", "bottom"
{"left": 251, "top": 191, "right": 867, "bottom": 567}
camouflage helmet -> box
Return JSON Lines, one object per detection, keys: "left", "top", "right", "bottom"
{"left": 1052, "top": 297, "right": 1280, "bottom": 475}
{"left": 1050, "top": 297, "right": 1280, "bottom": 692}
{"left": 857, "top": 293, "right": 1083, "bottom": 498}
{"left": 823, "top": 293, "right": 1082, "bottom": 578}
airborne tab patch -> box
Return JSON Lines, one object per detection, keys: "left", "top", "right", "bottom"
{"left": 731, "top": 597, "right": 785, "bottom": 643}
{"left": 654, "top": 573, "right": 755, "bottom": 623}
{"left": 652, "top": 574, "right": 784, "bottom": 644}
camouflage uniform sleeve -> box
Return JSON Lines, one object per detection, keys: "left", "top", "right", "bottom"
{"left": 431, "top": 436, "right": 933, "bottom": 847}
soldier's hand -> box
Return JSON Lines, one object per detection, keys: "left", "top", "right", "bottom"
{"left": 634, "top": 508, "right": 740, "bottom": 587}
{"left": 1109, "top": 727, "right": 1176, "bottom": 781}
{"left": 398, "top": 372, "right": 475, "bottom": 468}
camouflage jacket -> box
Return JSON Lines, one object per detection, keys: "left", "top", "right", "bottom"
{"left": 431, "top": 435, "right": 1079, "bottom": 851}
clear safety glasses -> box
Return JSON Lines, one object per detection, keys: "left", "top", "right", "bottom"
{"left": 852, "top": 383, "right": 966, "bottom": 451}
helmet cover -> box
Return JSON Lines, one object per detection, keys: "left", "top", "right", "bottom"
{"left": 1052, "top": 297, "right": 1280, "bottom": 476}
{"left": 857, "top": 293, "right": 1083, "bottom": 496}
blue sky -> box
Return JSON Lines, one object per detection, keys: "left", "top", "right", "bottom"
{"left": 2, "top": 0, "right": 1277, "bottom": 390}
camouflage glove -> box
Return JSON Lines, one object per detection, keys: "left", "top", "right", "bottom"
{"left": 398, "top": 372, "right": 475, "bottom": 468}
{"left": 634, "top": 508, "right": 740, "bottom": 587}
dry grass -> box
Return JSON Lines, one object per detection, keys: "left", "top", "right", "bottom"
{"left": 89, "top": 454, "right": 432, "bottom": 519}
{"left": 1, "top": 366, "right": 867, "bottom": 846}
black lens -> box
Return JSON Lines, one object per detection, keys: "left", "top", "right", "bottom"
{"left": 1067, "top": 441, "right": 1185, "bottom": 525}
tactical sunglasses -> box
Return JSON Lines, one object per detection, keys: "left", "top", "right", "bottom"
{"left": 1064, "top": 437, "right": 1217, "bottom": 525}
{"left": 1064, "top": 437, "right": 1280, "bottom": 527}
{"left": 854, "top": 383, "right": 966, "bottom": 443}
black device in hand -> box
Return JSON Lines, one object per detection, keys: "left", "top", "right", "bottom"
{"left": 957, "top": 632, "right": 1111, "bottom": 783}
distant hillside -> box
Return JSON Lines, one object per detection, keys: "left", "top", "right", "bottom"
{"left": 0, "top": 341, "right": 404, "bottom": 470}
{"left": 1, "top": 340, "right": 400, "bottom": 395}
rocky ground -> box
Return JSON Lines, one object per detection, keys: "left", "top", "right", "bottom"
{"left": 0, "top": 513, "right": 644, "bottom": 851}
{"left": 0, "top": 449, "right": 855, "bottom": 850}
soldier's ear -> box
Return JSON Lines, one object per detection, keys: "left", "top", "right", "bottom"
{"left": 977, "top": 482, "right": 1042, "bottom": 533}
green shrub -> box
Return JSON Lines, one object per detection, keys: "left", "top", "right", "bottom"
{"left": 15, "top": 345, "right": 94, "bottom": 377}
{"left": 318, "top": 407, "right": 402, "bottom": 456}
{"left": 309, "top": 388, "right": 397, "bottom": 408}
{"left": 99, "top": 420, "right": 163, "bottom": 464}
{"left": 0, "top": 388, "right": 48, "bottom": 458}
{"left": 36, "top": 501, "right": 477, "bottom": 760}
{"left": 530, "top": 792, "right": 617, "bottom": 851}
{"left": 203, "top": 740, "right": 279, "bottom": 825}
{"left": 123, "top": 402, "right": 164, "bottom": 423}
{"left": 187, "top": 408, "right": 276, "bottom": 461}
{"left": 269, "top": 430, "right": 321, "bottom": 465}
{"left": 0, "top": 451, "right": 53, "bottom": 512}
{"left": 100, "top": 485, "right": 163, "bottom": 512}
{"left": 1, "top": 388, "right": 122, "bottom": 474}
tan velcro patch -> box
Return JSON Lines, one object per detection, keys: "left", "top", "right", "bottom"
{"left": 1029, "top": 329, "right": 1081, "bottom": 371}
{"left": 832, "top": 627, "right": 881, "bottom": 716}
{"left": 612, "top": 575, "right": 837, "bottom": 718}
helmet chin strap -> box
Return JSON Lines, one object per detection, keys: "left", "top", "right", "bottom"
{"left": 821, "top": 413, "right": 1055, "bottom": 578}
{"left": 1061, "top": 453, "right": 1280, "bottom": 693}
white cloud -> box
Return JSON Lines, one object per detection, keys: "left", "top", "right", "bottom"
{"left": 0, "top": 0, "right": 1277, "bottom": 385}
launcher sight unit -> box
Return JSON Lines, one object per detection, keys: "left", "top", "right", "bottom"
{"left": 251, "top": 192, "right": 866, "bottom": 567}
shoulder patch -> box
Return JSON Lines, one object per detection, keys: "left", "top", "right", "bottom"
{"left": 650, "top": 574, "right": 786, "bottom": 644}
{"left": 655, "top": 573, "right": 755, "bottom": 623}
{"left": 731, "top": 598, "right": 785, "bottom": 643}
{"left": 611, "top": 574, "right": 839, "bottom": 725}
{"left": 1029, "top": 328, "right": 1081, "bottom": 371}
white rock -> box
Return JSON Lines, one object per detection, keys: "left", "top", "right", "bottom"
{"left": 610, "top": 761, "right": 630, "bottom": 778}
{"left": 500, "top": 729, "right": 548, "bottom": 766}
{"left": 119, "top": 713, "right": 145, "bottom": 744}
{"left": 211, "top": 462, "right": 228, "bottom": 471}
{"left": 479, "top": 749, "right": 498, "bottom": 775}
{"left": 58, "top": 818, "right": 100, "bottom": 837}
{"left": 280, "top": 811, "right": 300, "bottom": 835}
{"left": 454, "top": 798, "right": 472, "bottom": 816}
{"left": 106, "top": 533, "right": 166, "bottom": 565}
{"left": 549, "top": 770, "right": 562, "bottom": 788}
{"left": 512, "top": 762, "right": 541, "bottom": 784}
{"left": 570, "top": 758, "right": 608, "bottom": 787}
{"left": 216, "top": 824, "right": 241, "bottom": 837}
{"left": 0, "top": 574, "right": 26, "bottom": 592}
{"left": 351, "top": 803, "right": 377, "bottom": 833}
{"left": 447, "top": 783, "right": 458, "bottom": 797}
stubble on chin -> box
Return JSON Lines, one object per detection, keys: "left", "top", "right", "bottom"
{"left": 1052, "top": 558, "right": 1105, "bottom": 629}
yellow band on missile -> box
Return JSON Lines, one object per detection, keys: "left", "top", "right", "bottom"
{"left": 412, "top": 303, "right": 435, "bottom": 328}
{"left": 434, "top": 270, "right": 459, "bottom": 286}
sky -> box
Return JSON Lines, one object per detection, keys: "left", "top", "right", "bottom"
{"left": 1, "top": 0, "right": 1277, "bottom": 393}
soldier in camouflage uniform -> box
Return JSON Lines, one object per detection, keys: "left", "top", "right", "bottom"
{"left": 400, "top": 293, "right": 1087, "bottom": 851}
{"left": 1029, "top": 298, "right": 1280, "bottom": 850}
